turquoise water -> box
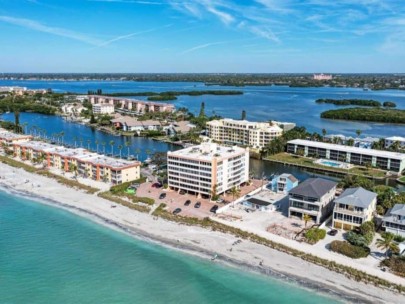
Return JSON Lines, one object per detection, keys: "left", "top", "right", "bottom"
{"left": 0, "top": 190, "right": 342, "bottom": 303}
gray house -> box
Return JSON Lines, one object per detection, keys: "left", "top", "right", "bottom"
{"left": 332, "top": 187, "right": 377, "bottom": 230}
{"left": 288, "top": 178, "right": 337, "bottom": 224}
{"left": 382, "top": 204, "right": 405, "bottom": 237}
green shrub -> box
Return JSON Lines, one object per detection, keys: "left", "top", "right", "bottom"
{"left": 133, "top": 196, "right": 155, "bottom": 205}
{"left": 109, "top": 176, "right": 147, "bottom": 194}
{"left": 381, "top": 256, "right": 405, "bottom": 277}
{"left": 305, "top": 228, "right": 326, "bottom": 244}
{"left": 394, "top": 235, "right": 405, "bottom": 243}
{"left": 330, "top": 240, "right": 370, "bottom": 259}
{"left": 346, "top": 231, "right": 369, "bottom": 247}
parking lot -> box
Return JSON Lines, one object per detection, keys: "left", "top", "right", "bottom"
{"left": 136, "top": 179, "right": 263, "bottom": 219}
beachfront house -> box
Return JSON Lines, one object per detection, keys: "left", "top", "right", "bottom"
{"left": 332, "top": 187, "right": 377, "bottom": 230}
{"left": 269, "top": 173, "right": 298, "bottom": 194}
{"left": 382, "top": 204, "right": 405, "bottom": 237}
{"left": 288, "top": 178, "right": 337, "bottom": 224}
{"left": 243, "top": 190, "right": 289, "bottom": 212}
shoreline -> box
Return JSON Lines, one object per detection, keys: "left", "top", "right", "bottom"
{"left": 0, "top": 163, "right": 404, "bottom": 303}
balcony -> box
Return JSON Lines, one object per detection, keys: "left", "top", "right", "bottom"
{"left": 334, "top": 207, "right": 366, "bottom": 216}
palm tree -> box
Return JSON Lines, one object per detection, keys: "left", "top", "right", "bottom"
{"left": 69, "top": 163, "right": 78, "bottom": 176}
{"left": 60, "top": 131, "right": 65, "bottom": 145}
{"left": 376, "top": 232, "right": 399, "bottom": 257}
{"left": 79, "top": 138, "right": 83, "bottom": 148}
{"left": 145, "top": 149, "right": 151, "bottom": 159}
{"left": 303, "top": 214, "right": 312, "bottom": 228}
{"left": 21, "top": 122, "right": 28, "bottom": 134}
{"left": 87, "top": 139, "right": 91, "bottom": 150}
{"left": 101, "top": 141, "right": 106, "bottom": 154}
{"left": 229, "top": 186, "right": 241, "bottom": 201}
{"left": 118, "top": 144, "right": 123, "bottom": 159}
{"left": 390, "top": 141, "right": 401, "bottom": 152}
{"left": 125, "top": 141, "right": 131, "bottom": 159}
{"left": 73, "top": 136, "right": 78, "bottom": 148}
{"left": 356, "top": 129, "right": 362, "bottom": 138}
{"left": 321, "top": 128, "right": 327, "bottom": 141}
{"left": 95, "top": 140, "right": 99, "bottom": 153}
{"left": 135, "top": 148, "right": 141, "bottom": 160}
{"left": 109, "top": 140, "right": 115, "bottom": 156}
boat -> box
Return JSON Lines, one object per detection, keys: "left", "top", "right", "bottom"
{"left": 144, "top": 157, "right": 152, "bottom": 164}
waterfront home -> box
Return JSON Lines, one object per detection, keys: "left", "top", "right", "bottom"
{"left": 89, "top": 95, "right": 175, "bottom": 113}
{"left": 92, "top": 103, "right": 115, "bottom": 115}
{"left": 382, "top": 204, "right": 405, "bottom": 237}
{"left": 61, "top": 103, "right": 86, "bottom": 115}
{"left": 313, "top": 73, "right": 332, "bottom": 80}
{"left": 206, "top": 118, "right": 283, "bottom": 150}
{"left": 287, "top": 139, "right": 405, "bottom": 173}
{"left": 164, "top": 121, "right": 196, "bottom": 137}
{"left": 385, "top": 136, "right": 405, "bottom": 149}
{"left": 111, "top": 116, "right": 161, "bottom": 132}
{"left": 167, "top": 143, "right": 249, "bottom": 197}
{"left": 243, "top": 189, "right": 288, "bottom": 212}
{"left": 332, "top": 187, "right": 377, "bottom": 230}
{"left": 13, "top": 140, "right": 141, "bottom": 184}
{"left": 0, "top": 128, "right": 33, "bottom": 145}
{"left": 288, "top": 177, "right": 337, "bottom": 224}
{"left": 269, "top": 173, "right": 298, "bottom": 194}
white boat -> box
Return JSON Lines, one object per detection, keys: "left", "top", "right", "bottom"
{"left": 144, "top": 157, "right": 152, "bottom": 164}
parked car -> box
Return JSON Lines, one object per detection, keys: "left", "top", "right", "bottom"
{"left": 159, "top": 193, "right": 166, "bottom": 199}
{"left": 194, "top": 201, "right": 201, "bottom": 208}
{"left": 173, "top": 208, "right": 182, "bottom": 215}
{"left": 328, "top": 229, "right": 338, "bottom": 236}
{"left": 210, "top": 205, "right": 219, "bottom": 213}
{"left": 216, "top": 198, "right": 224, "bottom": 204}
{"left": 184, "top": 200, "right": 191, "bottom": 206}
{"left": 179, "top": 189, "right": 186, "bottom": 195}
{"left": 152, "top": 183, "right": 161, "bottom": 188}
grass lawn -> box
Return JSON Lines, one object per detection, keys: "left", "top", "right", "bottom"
{"left": 265, "top": 153, "right": 387, "bottom": 179}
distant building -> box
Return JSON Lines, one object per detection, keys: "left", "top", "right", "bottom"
{"left": 164, "top": 121, "right": 196, "bottom": 136}
{"left": 325, "top": 134, "right": 379, "bottom": 149}
{"left": 287, "top": 139, "right": 405, "bottom": 173}
{"left": 111, "top": 116, "right": 161, "bottom": 132}
{"left": 385, "top": 136, "right": 405, "bottom": 149}
{"left": 61, "top": 103, "right": 86, "bottom": 115}
{"left": 207, "top": 118, "right": 283, "bottom": 149}
{"left": 382, "top": 204, "right": 405, "bottom": 237}
{"left": 93, "top": 103, "right": 115, "bottom": 115}
{"left": 332, "top": 187, "right": 377, "bottom": 230}
{"left": 89, "top": 95, "right": 175, "bottom": 113}
{"left": 313, "top": 74, "right": 332, "bottom": 80}
{"left": 288, "top": 177, "right": 337, "bottom": 224}
{"left": 269, "top": 173, "right": 298, "bottom": 194}
{"left": 167, "top": 143, "right": 249, "bottom": 197}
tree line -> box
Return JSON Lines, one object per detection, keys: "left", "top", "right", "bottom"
{"left": 315, "top": 98, "right": 396, "bottom": 107}
{"left": 320, "top": 108, "right": 405, "bottom": 124}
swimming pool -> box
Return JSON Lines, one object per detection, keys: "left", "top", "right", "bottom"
{"left": 314, "top": 159, "right": 353, "bottom": 169}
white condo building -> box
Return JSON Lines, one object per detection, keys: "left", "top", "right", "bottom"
{"left": 167, "top": 143, "right": 249, "bottom": 196}
{"left": 92, "top": 103, "right": 115, "bottom": 115}
{"left": 206, "top": 119, "right": 283, "bottom": 149}
{"left": 385, "top": 136, "right": 405, "bottom": 149}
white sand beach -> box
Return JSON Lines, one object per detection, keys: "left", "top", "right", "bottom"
{"left": 1, "top": 162, "right": 404, "bottom": 304}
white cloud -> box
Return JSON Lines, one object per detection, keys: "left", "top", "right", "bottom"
{"left": 0, "top": 15, "right": 102, "bottom": 45}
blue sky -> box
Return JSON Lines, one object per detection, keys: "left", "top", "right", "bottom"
{"left": 0, "top": 0, "right": 405, "bottom": 72}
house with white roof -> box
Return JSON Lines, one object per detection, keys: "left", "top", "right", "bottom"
{"left": 382, "top": 204, "right": 405, "bottom": 237}
{"left": 385, "top": 136, "right": 405, "bottom": 149}
{"left": 332, "top": 187, "right": 377, "bottom": 230}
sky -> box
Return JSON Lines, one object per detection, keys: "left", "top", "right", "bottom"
{"left": 0, "top": 0, "right": 405, "bottom": 73}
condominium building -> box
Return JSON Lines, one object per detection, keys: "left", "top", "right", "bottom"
{"left": 385, "top": 136, "right": 405, "bottom": 149}
{"left": 167, "top": 143, "right": 249, "bottom": 196}
{"left": 92, "top": 103, "right": 115, "bottom": 115}
{"left": 287, "top": 139, "right": 405, "bottom": 173}
{"left": 13, "top": 141, "right": 140, "bottom": 184}
{"left": 206, "top": 119, "right": 283, "bottom": 149}
{"left": 288, "top": 178, "right": 337, "bottom": 224}
{"left": 0, "top": 128, "right": 33, "bottom": 145}
{"left": 332, "top": 187, "right": 377, "bottom": 230}
{"left": 382, "top": 204, "right": 405, "bottom": 237}
{"left": 313, "top": 74, "right": 332, "bottom": 80}
{"left": 89, "top": 95, "right": 175, "bottom": 113}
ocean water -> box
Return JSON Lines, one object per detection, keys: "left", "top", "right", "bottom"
{"left": 1, "top": 79, "right": 405, "bottom": 137}
{"left": 0, "top": 189, "right": 342, "bottom": 304}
